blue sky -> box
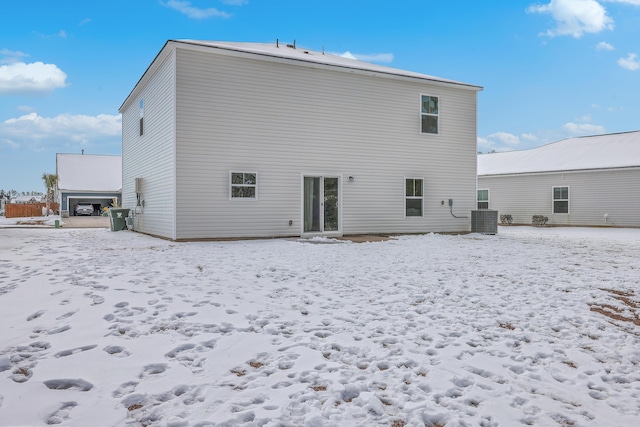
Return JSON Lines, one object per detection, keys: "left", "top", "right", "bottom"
{"left": 1, "top": 0, "right": 639, "bottom": 192}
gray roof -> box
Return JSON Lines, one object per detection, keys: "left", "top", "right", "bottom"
{"left": 478, "top": 131, "right": 640, "bottom": 176}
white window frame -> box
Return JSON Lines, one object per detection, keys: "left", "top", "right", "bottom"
{"left": 405, "top": 177, "right": 424, "bottom": 217}
{"left": 552, "top": 186, "right": 569, "bottom": 214}
{"left": 229, "top": 171, "right": 258, "bottom": 200}
{"left": 477, "top": 189, "right": 489, "bottom": 209}
{"left": 420, "top": 94, "right": 439, "bottom": 135}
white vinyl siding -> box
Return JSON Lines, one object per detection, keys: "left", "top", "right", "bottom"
{"left": 478, "top": 168, "right": 640, "bottom": 227}
{"left": 121, "top": 49, "right": 176, "bottom": 239}
{"left": 170, "top": 47, "right": 478, "bottom": 239}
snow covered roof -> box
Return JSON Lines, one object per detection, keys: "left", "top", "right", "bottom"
{"left": 179, "top": 40, "right": 482, "bottom": 89}
{"left": 56, "top": 153, "right": 122, "bottom": 192}
{"left": 121, "top": 39, "right": 482, "bottom": 112}
{"left": 478, "top": 131, "right": 640, "bottom": 176}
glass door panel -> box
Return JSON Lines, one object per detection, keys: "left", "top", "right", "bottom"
{"left": 303, "top": 176, "right": 340, "bottom": 234}
{"left": 323, "top": 177, "right": 339, "bottom": 231}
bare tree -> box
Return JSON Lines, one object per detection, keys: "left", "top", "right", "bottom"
{"left": 42, "top": 173, "right": 59, "bottom": 216}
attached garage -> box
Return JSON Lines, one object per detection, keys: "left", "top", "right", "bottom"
{"left": 56, "top": 153, "right": 122, "bottom": 217}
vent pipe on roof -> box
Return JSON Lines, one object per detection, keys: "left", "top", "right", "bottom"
{"left": 81, "top": 149, "right": 84, "bottom": 155}
{"left": 276, "top": 38, "right": 279, "bottom": 48}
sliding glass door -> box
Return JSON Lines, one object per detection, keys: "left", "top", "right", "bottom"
{"left": 303, "top": 176, "right": 340, "bottom": 234}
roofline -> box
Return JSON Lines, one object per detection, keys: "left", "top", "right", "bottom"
{"left": 120, "top": 39, "right": 483, "bottom": 113}
{"left": 479, "top": 164, "right": 640, "bottom": 178}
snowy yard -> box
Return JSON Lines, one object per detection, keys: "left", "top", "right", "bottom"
{"left": 1, "top": 226, "right": 639, "bottom": 426}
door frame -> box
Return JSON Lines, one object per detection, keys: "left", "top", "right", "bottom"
{"left": 300, "top": 173, "right": 343, "bottom": 238}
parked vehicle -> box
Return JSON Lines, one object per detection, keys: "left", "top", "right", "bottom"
{"left": 74, "top": 203, "right": 94, "bottom": 216}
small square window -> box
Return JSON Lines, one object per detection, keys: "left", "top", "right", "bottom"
{"left": 230, "top": 172, "right": 258, "bottom": 199}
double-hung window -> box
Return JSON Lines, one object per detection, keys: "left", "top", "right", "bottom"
{"left": 477, "top": 189, "right": 489, "bottom": 209}
{"left": 553, "top": 186, "right": 569, "bottom": 214}
{"left": 405, "top": 178, "right": 423, "bottom": 217}
{"left": 230, "top": 172, "right": 257, "bottom": 199}
{"left": 421, "top": 95, "right": 439, "bottom": 134}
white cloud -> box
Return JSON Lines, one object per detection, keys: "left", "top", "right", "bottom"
{"left": 0, "top": 113, "right": 121, "bottom": 150}
{"left": 617, "top": 53, "right": 640, "bottom": 70}
{"left": 602, "top": 0, "right": 640, "bottom": 4}
{"left": 79, "top": 18, "right": 92, "bottom": 26}
{"left": 563, "top": 122, "right": 606, "bottom": 134}
{"left": 596, "top": 41, "right": 615, "bottom": 51}
{"left": 161, "top": 0, "right": 231, "bottom": 19}
{"left": 527, "top": 0, "right": 614, "bottom": 38}
{"left": 0, "top": 62, "right": 67, "bottom": 95}
{"left": 334, "top": 51, "right": 394, "bottom": 63}
{"left": 477, "top": 132, "right": 530, "bottom": 152}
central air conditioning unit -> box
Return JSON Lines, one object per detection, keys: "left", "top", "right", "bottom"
{"left": 471, "top": 210, "right": 498, "bottom": 235}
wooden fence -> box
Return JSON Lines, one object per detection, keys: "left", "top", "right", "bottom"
{"left": 5, "top": 203, "right": 60, "bottom": 219}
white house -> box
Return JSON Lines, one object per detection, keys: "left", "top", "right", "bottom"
{"left": 56, "top": 153, "right": 122, "bottom": 217}
{"left": 477, "top": 130, "right": 640, "bottom": 227}
{"left": 119, "top": 40, "right": 482, "bottom": 240}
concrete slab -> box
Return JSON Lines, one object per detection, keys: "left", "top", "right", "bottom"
{"left": 63, "top": 216, "right": 110, "bottom": 229}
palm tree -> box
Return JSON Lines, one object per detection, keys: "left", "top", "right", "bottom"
{"left": 42, "top": 173, "right": 59, "bottom": 216}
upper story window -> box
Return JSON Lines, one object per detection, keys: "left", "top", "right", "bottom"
{"left": 405, "top": 178, "right": 423, "bottom": 217}
{"left": 139, "top": 99, "right": 144, "bottom": 136}
{"left": 477, "top": 189, "right": 489, "bottom": 209}
{"left": 230, "top": 172, "right": 257, "bottom": 199}
{"left": 553, "top": 186, "right": 569, "bottom": 214}
{"left": 421, "top": 95, "right": 439, "bottom": 134}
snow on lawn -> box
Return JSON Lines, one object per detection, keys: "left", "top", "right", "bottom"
{"left": 1, "top": 226, "right": 639, "bottom": 426}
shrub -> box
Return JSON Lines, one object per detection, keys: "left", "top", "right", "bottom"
{"left": 532, "top": 215, "right": 548, "bottom": 226}
{"left": 499, "top": 214, "right": 512, "bottom": 225}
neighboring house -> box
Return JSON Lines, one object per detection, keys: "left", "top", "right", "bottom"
{"left": 477, "top": 130, "right": 640, "bottom": 227}
{"left": 119, "top": 40, "right": 482, "bottom": 240}
{"left": 11, "top": 195, "right": 44, "bottom": 204}
{"left": 56, "top": 153, "right": 122, "bottom": 217}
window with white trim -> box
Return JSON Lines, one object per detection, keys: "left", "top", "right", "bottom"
{"left": 421, "top": 95, "right": 439, "bottom": 134}
{"left": 553, "top": 186, "right": 569, "bottom": 214}
{"left": 405, "top": 178, "right": 423, "bottom": 217}
{"left": 477, "top": 189, "right": 489, "bottom": 209}
{"left": 230, "top": 172, "right": 257, "bottom": 199}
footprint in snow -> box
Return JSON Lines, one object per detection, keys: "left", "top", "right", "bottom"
{"left": 54, "top": 344, "right": 98, "bottom": 358}
{"left": 44, "top": 401, "right": 77, "bottom": 425}
{"left": 44, "top": 378, "right": 93, "bottom": 391}
{"left": 139, "top": 363, "right": 168, "bottom": 379}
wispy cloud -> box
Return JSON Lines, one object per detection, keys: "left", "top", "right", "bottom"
{"left": 595, "top": 41, "right": 615, "bottom": 51}
{"left": 333, "top": 51, "right": 394, "bottom": 64}
{"left": 161, "top": 0, "right": 231, "bottom": 19}
{"left": 0, "top": 62, "right": 68, "bottom": 95}
{"left": 79, "top": 18, "right": 92, "bottom": 26}
{"left": 477, "top": 132, "right": 533, "bottom": 152}
{"left": 527, "top": 0, "right": 614, "bottom": 38}
{"left": 618, "top": 53, "right": 640, "bottom": 70}
{"left": 563, "top": 121, "right": 606, "bottom": 135}
{"left": 222, "top": 0, "right": 248, "bottom": 5}
{"left": 0, "top": 48, "right": 29, "bottom": 64}
{"left": 602, "top": 0, "right": 640, "bottom": 5}
{"left": 0, "top": 113, "right": 121, "bottom": 151}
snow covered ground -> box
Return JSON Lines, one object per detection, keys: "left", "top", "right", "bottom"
{"left": 1, "top": 226, "right": 639, "bottom": 426}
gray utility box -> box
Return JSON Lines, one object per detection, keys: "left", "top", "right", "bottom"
{"left": 471, "top": 210, "right": 498, "bottom": 235}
